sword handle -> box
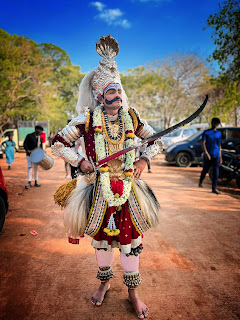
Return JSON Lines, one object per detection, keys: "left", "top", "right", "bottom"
{"left": 89, "top": 157, "right": 99, "bottom": 174}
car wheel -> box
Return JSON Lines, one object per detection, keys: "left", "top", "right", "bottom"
{"left": 175, "top": 152, "right": 192, "bottom": 167}
{"left": 209, "top": 166, "right": 232, "bottom": 185}
{"left": 0, "top": 196, "right": 6, "bottom": 232}
{"left": 236, "top": 174, "right": 240, "bottom": 189}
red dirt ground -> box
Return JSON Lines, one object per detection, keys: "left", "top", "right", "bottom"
{"left": 0, "top": 151, "right": 239, "bottom": 320}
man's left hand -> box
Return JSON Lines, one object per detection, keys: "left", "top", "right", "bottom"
{"left": 134, "top": 159, "right": 148, "bottom": 179}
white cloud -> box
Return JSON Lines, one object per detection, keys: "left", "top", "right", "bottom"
{"left": 91, "top": 2, "right": 105, "bottom": 11}
{"left": 91, "top": 2, "right": 131, "bottom": 29}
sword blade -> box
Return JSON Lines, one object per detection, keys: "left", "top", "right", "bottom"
{"left": 96, "top": 95, "right": 208, "bottom": 168}
{"left": 141, "top": 95, "right": 208, "bottom": 144}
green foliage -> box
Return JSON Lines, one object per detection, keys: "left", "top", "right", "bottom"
{"left": 206, "top": 0, "right": 240, "bottom": 125}
{"left": 122, "top": 54, "right": 212, "bottom": 128}
{"left": 1, "top": 23, "right": 238, "bottom": 133}
{"left": 0, "top": 29, "right": 84, "bottom": 133}
{"left": 207, "top": 0, "right": 240, "bottom": 82}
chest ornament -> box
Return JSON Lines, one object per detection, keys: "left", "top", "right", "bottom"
{"left": 93, "top": 106, "right": 136, "bottom": 235}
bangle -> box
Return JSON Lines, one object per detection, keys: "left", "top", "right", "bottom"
{"left": 78, "top": 157, "right": 85, "bottom": 167}
{"left": 140, "top": 155, "right": 150, "bottom": 164}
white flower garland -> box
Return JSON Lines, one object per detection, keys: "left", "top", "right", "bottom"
{"left": 93, "top": 106, "right": 135, "bottom": 207}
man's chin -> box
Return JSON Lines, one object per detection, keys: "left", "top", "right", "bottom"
{"left": 106, "top": 103, "right": 121, "bottom": 109}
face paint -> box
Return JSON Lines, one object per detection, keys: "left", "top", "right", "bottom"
{"left": 103, "top": 83, "right": 122, "bottom": 95}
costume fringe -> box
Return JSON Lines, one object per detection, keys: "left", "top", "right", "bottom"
{"left": 53, "top": 179, "right": 77, "bottom": 208}
{"left": 64, "top": 176, "right": 94, "bottom": 237}
{"left": 133, "top": 179, "right": 160, "bottom": 227}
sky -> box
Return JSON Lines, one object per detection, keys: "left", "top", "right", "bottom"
{"left": 0, "top": 0, "right": 221, "bottom": 73}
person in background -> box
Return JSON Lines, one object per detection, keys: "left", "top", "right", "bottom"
{"left": 48, "top": 132, "right": 54, "bottom": 146}
{"left": 2, "top": 135, "right": 16, "bottom": 170}
{"left": 40, "top": 130, "right": 47, "bottom": 150}
{"left": 23, "top": 125, "right": 43, "bottom": 189}
{"left": 64, "top": 139, "right": 84, "bottom": 179}
{"left": 199, "top": 117, "right": 222, "bottom": 194}
{"left": 64, "top": 161, "right": 71, "bottom": 179}
{"left": 139, "top": 144, "right": 152, "bottom": 173}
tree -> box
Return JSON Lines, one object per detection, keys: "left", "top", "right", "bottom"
{"left": 0, "top": 29, "right": 85, "bottom": 133}
{"left": 122, "top": 54, "right": 211, "bottom": 129}
{"left": 207, "top": 0, "right": 240, "bottom": 82}
{"left": 206, "top": 0, "right": 240, "bottom": 125}
{"left": 0, "top": 29, "right": 43, "bottom": 122}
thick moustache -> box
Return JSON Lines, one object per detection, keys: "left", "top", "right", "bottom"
{"left": 105, "top": 97, "right": 122, "bottom": 105}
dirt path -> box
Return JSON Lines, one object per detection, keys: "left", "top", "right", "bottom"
{"left": 0, "top": 151, "right": 239, "bottom": 320}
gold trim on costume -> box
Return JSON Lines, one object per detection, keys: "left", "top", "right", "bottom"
{"left": 129, "top": 108, "right": 138, "bottom": 132}
{"left": 92, "top": 201, "right": 108, "bottom": 237}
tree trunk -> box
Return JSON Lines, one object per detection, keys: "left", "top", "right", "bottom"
{"left": 234, "top": 105, "right": 239, "bottom": 126}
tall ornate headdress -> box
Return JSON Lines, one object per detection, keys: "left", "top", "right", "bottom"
{"left": 91, "top": 35, "right": 121, "bottom": 99}
{"left": 76, "top": 35, "right": 128, "bottom": 113}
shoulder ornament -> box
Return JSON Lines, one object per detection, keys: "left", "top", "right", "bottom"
{"left": 68, "top": 107, "right": 90, "bottom": 126}
{"left": 129, "top": 107, "right": 155, "bottom": 138}
{"left": 128, "top": 107, "right": 139, "bottom": 132}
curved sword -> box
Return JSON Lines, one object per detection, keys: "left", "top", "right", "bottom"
{"left": 93, "top": 95, "right": 208, "bottom": 169}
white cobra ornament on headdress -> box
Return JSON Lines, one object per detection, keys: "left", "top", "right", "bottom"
{"left": 91, "top": 35, "right": 121, "bottom": 100}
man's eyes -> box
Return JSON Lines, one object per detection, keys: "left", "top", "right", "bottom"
{"left": 106, "top": 89, "right": 122, "bottom": 95}
{"left": 106, "top": 89, "right": 116, "bottom": 94}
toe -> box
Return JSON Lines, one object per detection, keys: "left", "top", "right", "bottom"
{"left": 138, "top": 313, "right": 144, "bottom": 319}
{"left": 96, "top": 301, "right": 102, "bottom": 306}
{"left": 143, "top": 308, "right": 149, "bottom": 317}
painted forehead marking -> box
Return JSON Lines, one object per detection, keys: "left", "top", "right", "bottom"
{"left": 104, "top": 83, "right": 122, "bottom": 94}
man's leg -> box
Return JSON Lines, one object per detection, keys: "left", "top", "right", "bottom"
{"left": 25, "top": 156, "right": 32, "bottom": 189}
{"left": 65, "top": 161, "right": 69, "bottom": 178}
{"left": 199, "top": 156, "right": 211, "bottom": 186}
{"left": 91, "top": 249, "right": 114, "bottom": 306}
{"left": 212, "top": 157, "right": 220, "bottom": 192}
{"left": 33, "top": 164, "right": 41, "bottom": 187}
{"left": 120, "top": 253, "right": 148, "bottom": 319}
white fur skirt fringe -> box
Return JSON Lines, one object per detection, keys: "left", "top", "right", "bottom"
{"left": 63, "top": 177, "right": 160, "bottom": 238}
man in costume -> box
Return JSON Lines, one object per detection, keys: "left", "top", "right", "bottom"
{"left": 52, "top": 35, "right": 162, "bottom": 319}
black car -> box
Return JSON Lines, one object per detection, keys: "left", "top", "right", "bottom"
{"left": 165, "top": 127, "right": 240, "bottom": 167}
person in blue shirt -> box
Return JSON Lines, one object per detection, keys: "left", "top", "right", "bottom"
{"left": 199, "top": 118, "right": 222, "bottom": 194}
{"left": 2, "top": 135, "right": 16, "bottom": 170}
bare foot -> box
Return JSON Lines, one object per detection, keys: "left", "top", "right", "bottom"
{"left": 128, "top": 289, "right": 149, "bottom": 319}
{"left": 91, "top": 281, "right": 110, "bottom": 306}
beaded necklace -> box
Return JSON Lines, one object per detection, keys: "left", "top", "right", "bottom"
{"left": 93, "top": 106, "right": 135, "bottom": 207}
{"left": 102, "top": 107, "right": 123, "bottom": 141}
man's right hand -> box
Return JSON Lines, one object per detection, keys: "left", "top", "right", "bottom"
{"left": 206, "top": 152, "right": 211, "bottom": 160}
{"left": 27, "top": 150, "right": 31, "bottom": 156}
{"left": 80, "top": 160, "right": 94, "bottom": 173}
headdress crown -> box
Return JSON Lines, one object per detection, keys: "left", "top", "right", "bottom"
{"left": 91, "top": 35, "right": 121, "bottom": 99}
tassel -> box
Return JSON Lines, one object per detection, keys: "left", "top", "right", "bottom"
{"left": 53, "top": 179, "right": 77, "bottom": 208}
{"left": 104, "top": 206, "right": 120, "bottom": 236}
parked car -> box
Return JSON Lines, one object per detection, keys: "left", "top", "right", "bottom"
{"left": 0, "top": 166, "right": 8, "bottom": 232}
{"left": 161, "top": 127, "right": 198, "bottom": 150}
{"left": 165, "top": 127, "right": 240, "bottom": 167}
{"left": 165, "top": 130, "right": 203, "bottom": 167}
{"left": 188, "top": 123, "right": 209, "bottom": 131}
